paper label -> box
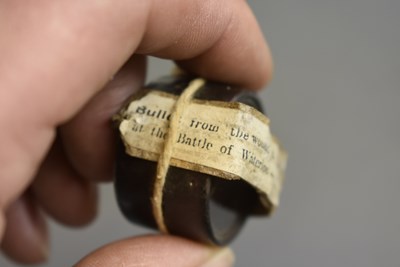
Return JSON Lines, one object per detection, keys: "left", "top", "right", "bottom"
{"left": 118, "top": 91, "right": 286, "bottom": 207}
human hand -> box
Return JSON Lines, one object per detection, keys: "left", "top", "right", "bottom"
{"left": 0, "top": 0, "right": 272, "bottom": 266}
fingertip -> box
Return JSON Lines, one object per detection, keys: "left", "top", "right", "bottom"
{"left": 32, "top": 140, "right": 98, "bottom": 227}
{"left": 75, "top": 235, "right": 235, "bottom": 267}
{"left": 175, "top": 0, "right": 273, "bottom": 90}
{"left": 249, "top": 44, "right": 274, "bottom": 90}
{"left": 1, "top": 196, "right": 49, "bottom": 264}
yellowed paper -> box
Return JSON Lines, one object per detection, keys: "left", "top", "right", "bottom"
{"left": 119, "top": 91, "right": 287, "bottom": 208}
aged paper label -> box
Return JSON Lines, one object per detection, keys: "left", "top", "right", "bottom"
{"left": 118, "top": 91, "right": 286, "bottom": 208}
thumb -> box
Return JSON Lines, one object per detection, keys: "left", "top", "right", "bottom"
{"left": 74, "top": 235, "right": 235, "bottom": 267}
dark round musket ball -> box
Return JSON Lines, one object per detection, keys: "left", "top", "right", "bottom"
{"left": 114, "top": 75, "right": 273, "bottom": 246}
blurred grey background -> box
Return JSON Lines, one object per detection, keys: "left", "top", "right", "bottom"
{"left": 2, "top": 0, "right": 400, "bottom": 266}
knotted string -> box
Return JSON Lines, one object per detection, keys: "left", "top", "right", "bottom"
{"left": 152, "top": 78, "right": 206, "bottom": 233}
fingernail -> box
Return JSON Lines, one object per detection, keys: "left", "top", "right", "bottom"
{"left": 201, "top": 247, "right": 235, "bottom": 267}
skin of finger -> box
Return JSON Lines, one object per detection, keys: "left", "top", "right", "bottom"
{"left": 0, "top": 0, "right": 271, "bottom": 239}
{"left": 139, "top": 0, "right": 272, "bottom": 89}
{"left": 59, "top": 55, "right": 146, "bottom": 182}
{"left": 32, "top": 138, "right": 98, "bottom": 227}
{"left": 1, "top": 194, "right": 48, "bottom": 264}
{"left": 177, "top": 1, "right": 273, "bottom": 89}
{"left": 74, "top": 235, "right": 231, "bottom": 267}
